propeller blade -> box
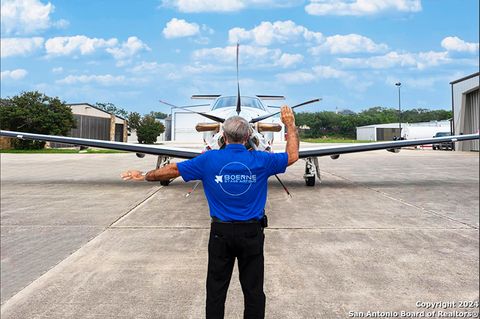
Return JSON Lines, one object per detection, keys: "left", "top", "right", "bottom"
{"left": 250, "top": 98, "right": 321, "bottom": 123}
{"left": 236, "top": 43, "right": 241, "bottom": 115}
{"left": 183, "top": 108, "right": 225, "bottom": 123}
{"left": 159, "top": 100, "right": 225, "bottom": 123}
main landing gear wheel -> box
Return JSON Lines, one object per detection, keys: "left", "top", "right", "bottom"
{"left": 156, "top": 155, "right": 172, "bottom": 186}
{"left": 160, "top": 180, "right": 171, "bottom": 186}
{"left": 304, "top": 157, "right": 320, "bottom": 187}
{"left": 305, "top": 176, "right": 315, "bottom": 186}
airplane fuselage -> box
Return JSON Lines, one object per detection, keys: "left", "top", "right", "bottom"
{"left": 198, "top": 96, "right": 281, "bottom": 152}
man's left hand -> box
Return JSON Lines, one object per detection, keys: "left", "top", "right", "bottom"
{"left": 121, "top": 170, "right": 145, "bottom": 181}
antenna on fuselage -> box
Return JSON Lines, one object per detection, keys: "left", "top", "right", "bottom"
{"left": 236, "top": 43, "right": 241, "bottom": 115}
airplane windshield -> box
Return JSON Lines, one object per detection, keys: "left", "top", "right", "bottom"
{"left": 212, "top": 96, "right": 265, "bottom": 110}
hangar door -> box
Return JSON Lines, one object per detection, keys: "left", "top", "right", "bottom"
{"left": 462, "top": 89, "right": 479, "bottom": 151}
{"left": 376, "top": 128, "right": 401, "bottom": 141}
{"left": 114, "top": 123, "right": 124, "bottom": 142}
{"left": 51, "top": 115, "right": 110, "bottom": 148}
{"left": 173, "top": 112, "right": 205, "bottom": 142}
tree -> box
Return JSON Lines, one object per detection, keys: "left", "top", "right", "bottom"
{"left": 401, "top": 108, "right": 451, "bottom": 123}
{"left": 136, "top": 115, "right": 165, "bottom": 144}
{"left": 0, "top": 91, "right": 75, "bottom": 149}
{"left": 95, "top": 102, "right": 129, "bottom": 118}
{"left": 128, "top": 112, "right": 141, "bottom": 130}
{"left": 295, "top": 106, "right": 451, "bottom": 139}
{"left": 149, "top": 111, "right": 168, "bottom": 119}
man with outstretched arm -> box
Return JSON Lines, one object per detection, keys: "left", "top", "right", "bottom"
{"left": 122, "top": 106, "right": 299, "bottom": 319}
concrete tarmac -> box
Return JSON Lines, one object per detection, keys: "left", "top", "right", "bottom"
{"left": 1, "top": 146, "right": 478, "bottom": 318}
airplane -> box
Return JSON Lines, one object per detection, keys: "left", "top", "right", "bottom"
{"left": 1, "top": 44, "right": 479, "bottom": 187}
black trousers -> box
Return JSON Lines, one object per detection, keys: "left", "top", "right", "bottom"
{"left": 206, "top": 221, "right": 265, "bottom": 319}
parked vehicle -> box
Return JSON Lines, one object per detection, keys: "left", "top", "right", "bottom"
{"left": 432, "top": 132, "right": 453, "bottom": 150}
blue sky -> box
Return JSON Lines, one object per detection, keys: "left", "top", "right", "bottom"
{"left": 1, "top": 0, "right": 478, "bottom": 115}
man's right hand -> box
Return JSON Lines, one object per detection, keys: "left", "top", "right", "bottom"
{"left": 280, "top": 105, "right": 295, "bottom": 127}
{"left": 280, "top": 105, "right": 299, "bottom": 166}
{"left": 121, "top": 170, "right": 145, "bottom": 181}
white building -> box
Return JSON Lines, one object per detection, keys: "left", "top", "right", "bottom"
{"left": 450, "top": 72, "right": 479, "bottom": 151}
{"left": 356, "top": 121, "right": 451, "bottom": 141}
{"left": 171, "top": 106, "right": 211, "bottom": 142}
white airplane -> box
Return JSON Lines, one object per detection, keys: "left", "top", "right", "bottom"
{"left": 1, "top": 45, "right": 479, "bottom": 187}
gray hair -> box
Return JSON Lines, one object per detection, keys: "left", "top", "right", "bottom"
{"left": 223, "top": 116, "right": 250, "bottom": 143}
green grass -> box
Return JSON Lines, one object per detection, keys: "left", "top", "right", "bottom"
{"left": 0, "top": 148, "right": 127, "bottom": 154}
{"left": 301, "top": 138, "right": 372, "bottom": 143}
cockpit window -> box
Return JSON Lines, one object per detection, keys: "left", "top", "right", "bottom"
{"left": 212, "top": 96, "right": 265, "bottom": 110}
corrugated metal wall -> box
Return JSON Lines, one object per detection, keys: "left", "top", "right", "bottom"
{"left": 51, "top": 115, "right": 111, "bottom": 148}
{"left": 376, "top": 128, "right": 401, "bottom": 141}
{"left": 461, "top": 89, "right": 479, "bottom": 151}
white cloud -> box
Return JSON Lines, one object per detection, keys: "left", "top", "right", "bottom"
{"left": 276, "top": 65, "right": 351, "bottom": 84}
{"left": 305, "top": 0, "right": 422, "bottom": 16}
{"left": 193, "top": 45, "right": 302, "bottom": 68}
{"left": 162, "top": 0, "right": 244, "bottom": 12}
{"left": 228, "top": 22, "right": 385, "bottom": 56}
{"left": 162, "top": 0, "right": 304, "bottom": 13}
{"left": 161, "top": 0, "right": 299, "bottom": 12}
{"left": 53, "top": 18, "right": 69, "bottom": 29}
{"left": 127, "top": 61, "right": 232, "bottom": 82}
{"left": 1, "top": 0, "right": 68, "bottom": 35}
{"left": 201, "top": 24, "right": 215, "bottom": 35}
{"left": 106, "top": 36, "right": 150, "bottom": 61}
{"left": 45, "top": 35, "right": 118, "bottom": 56}
{"left": 385, "top": 75, "right": 450, "bottom": 89}
{"left": 310, "top": 34, "right": 388, "bottom": 54}
{"left": 338, "top": 51, "right": 450, "bottom": 70}
{"left": 163, "top": 18, "right": 200, "bottom": 39}
{"left": 277, "top": 71, "right": 316, "bottom": 84}
{"left": 441, "top": 36, "right": 479, "bottom": 53}
{"left": 1, "top": 68, "right": 28, "bottom": 80}
{"left": 1, "top": 37, "right": 44, "bottom": 58}
{"left": 194, "top": 36, "right": 211, "bottom": 45}
{"left": 56, "top": 74, "right": 126, "bottom": 86}
{"left": 229, "top": 20, "right": 323, "bottom": 46}
{"left": 194, "top": 45, "right": 262, "bottom": 62}
{"left": 183, "top": 63, "right": 230, "bottom": 74}
{"left": 312, "top": 65, "right": 350, "bottom": 78}
{"left": 128, "top": 61, "right": 175, "bottom": 74}
{"left": 276, "top": 53, "right": 303, "bottom": 68}
{"left": 51, "top": 67, "right": 63, "bottom": 73}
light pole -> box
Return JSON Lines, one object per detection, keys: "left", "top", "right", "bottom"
{"left": 395, "top": 82, "right": 402, "bottom": 138}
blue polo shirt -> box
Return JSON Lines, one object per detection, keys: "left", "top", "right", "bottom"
{"left": 177, "top": 144, "right": 288, "bottom": 221}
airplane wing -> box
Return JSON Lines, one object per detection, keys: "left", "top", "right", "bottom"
{"left": 298, "top": 133, "right": 480, "bottom": 158}
{"left": 0, "top": 130, "right": 201, "bottom": 159}
{"left": 2, "top": 130, "right": 478, "bottom": 159}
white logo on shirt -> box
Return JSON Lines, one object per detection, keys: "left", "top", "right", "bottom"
{"left": 215, "top": 162, "right": 256, "bottom": 196}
